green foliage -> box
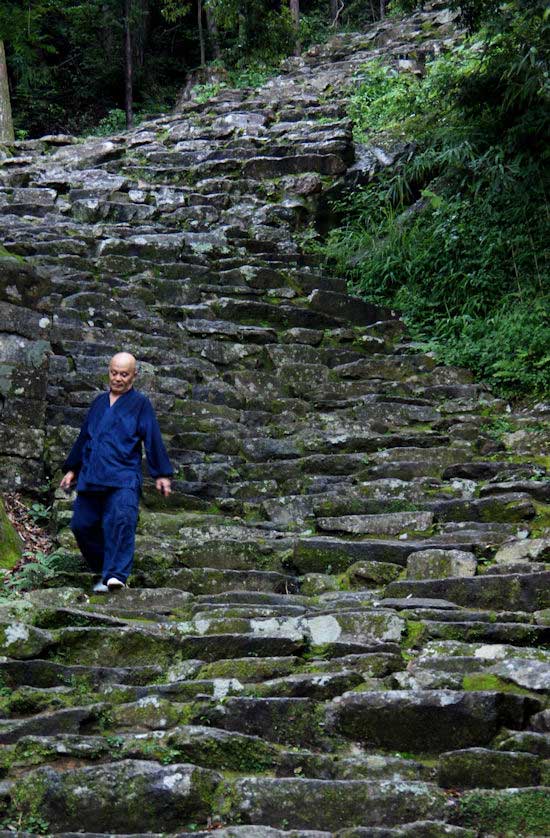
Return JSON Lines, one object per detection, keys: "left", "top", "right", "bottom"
{"left": 28, "top": 502, "right": 51, "bottom": 525}
{"left": 319, "top": 6, "right": 550, "bottom": 400}
{"left": 191, "top": 81, "right": 227, "bottom": 103}
{"left": 299, "top": 10, "right": 332, "bottom": 50}
{"left": 1, "top": 0, "right": 192, "bottom": 136}
{"left": 91, "top": 108, "right": 128, "bottom": 137}
{"left": 227, "top": 63, "right": 276, "bottom": 89}
{"left": 348, "top": 59, "right": 420, "bottom": 136}
{"left": 5, "top": 548, "right": 73, "bottom": 592}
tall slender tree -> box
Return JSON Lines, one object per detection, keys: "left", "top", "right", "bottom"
{"left": 124, "top": 0, "right": 134, "bottom": 127}
{"left": 197, "top": 0, "right": 205, "bottom": 66}
{"left": 290, "top": 0, "right": 300, "bottom": 55}
{"left": 0, "top": 40, "right": 14, "bottom": 141}
{"left": 204, "top": 2, "right": 220, "bottom": 60}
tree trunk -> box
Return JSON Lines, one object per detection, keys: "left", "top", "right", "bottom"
{"left": 290, "top": 0, "right": 301, "bottom": 56}
{"left": 238, "top": 1, "right": 246, "bottom": 51}
{"left": 330, "top": 0, "right": 339, "bottom": 26}
{"left": 197, "top": 0, "right": 206, "bottom": 67}
{"left": 205, "top": 3, "right": 220, "bottom": 60}
{"left": 0, "top": 41, "right": 14, "bottom": 142}
{"left": 134, "top": 0, "right": 150, "bottom": 71}
{"left": 379, "top": 0, "right": 386, "bottom": 19}
{"left": 124, "top": 0, "right": 133, "bottom": 128}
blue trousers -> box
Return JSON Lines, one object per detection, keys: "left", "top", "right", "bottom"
{"left": 71, "top": 488, "right": 140, "bottom": 583}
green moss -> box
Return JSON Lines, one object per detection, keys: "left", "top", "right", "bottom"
{"left": 531, "top": 502, "right": 550, "bottom": 536}
{"left": 1, "top": 684, "right": 98, "bottom": 715}
{"left": 457, "top": 788, "right": 550, "bottom": 834}
{"left": 0, "top": 498, "right": 23, "bottom": 570}
{"left": 402, "top": 619, "right": 427, "bottom": 650}
{"left": 9, "top": 771, "right": 51, "bottom": 833}
{"left": 462, "top": 673, "right": 538, "bottom": 698}
{"left": 198, "top": 657, "right": 297, "bottom": 682}
{"left": 0, "top": 245, "right": 25, "bottom": 263}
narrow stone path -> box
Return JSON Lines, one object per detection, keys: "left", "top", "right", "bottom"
{"left": 0, "top": 5, "right": 549, "bottom": 836}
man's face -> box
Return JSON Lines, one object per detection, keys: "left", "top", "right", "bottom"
{"left": 109, "top": 360, "right": 137, "bottom": 395}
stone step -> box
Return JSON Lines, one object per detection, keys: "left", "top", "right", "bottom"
{"left": 291, "top": 536, "right": 501, "bottom": 576}
{"left": 8, "top": 760, "right": 222, "bottom": 833}
{"left": 0, "top": 705, "right": 103, "bottom": 744}
{"left": 385, "top": 571, "right": 550, "bottom": 612}
{"left": 201, "top": 696, "right": 329, "bottom": 747}
{"left": 42, "top": 625, "right": 307, "bottom": 667}
{"left": 230, "top": 778, "right": 447, "bottom": 831}
{"left": 135, "top": 567, "right": 300, "bottom": 596}
{"left": 426, "top": 493, "right": 537, "bottom": 524}
{"left": 413, "top": 620, "right": 549, "bottom": 647}
{"left": 437, "top": 747, "right": 543, "bottom": 789}
{"left": 316, "top": 511, "right": 435, "bottom": 536}
{"left": 326, "top": 689, "right": 540, "bottom": 753}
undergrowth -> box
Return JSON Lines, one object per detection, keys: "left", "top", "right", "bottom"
{"left": 317, "top": 2, "right": 549, "bottom": 400}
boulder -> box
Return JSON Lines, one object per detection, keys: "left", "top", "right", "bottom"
{"left": 10, "top": 760, "right": 221, "bottom": 832}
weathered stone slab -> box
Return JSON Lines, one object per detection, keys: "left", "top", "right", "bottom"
{"left": 317, "top": 511, "right": 433, "bottom": 536}
{"left": 345, "top": 561, "right": 403, "bottom": 587}
{"left": 10, "top": 760, "right": 221, "bottom": 832}
{"left": 0, "top": 705, "right": 102, "bottom": 744}
{"left": 488, "top": 658, "right": 550, "bottom": 692}
{"left": 255, "top": 670, "right": 364, "bottom": 699}
{"left": 494, "top": 537, "right": 550, "bottom": 564}
{"left": 327, "top": 690, "right": 537, "bottom": 752}
{"left": 232, "top": 778, "right": 447, "bottom": 830}
{"left": 494, "top": 730, "right": 550, "bottom": 757}
{"left": 384, "top": 572, "right": 550, "bottom": 612}
{"left": 437, "top": 747, "right": 541, "bottom": 789}
{"left": 376, "top": 598, "right": 460, "bottom": 611}
{"left": 0, "top": 659, "right": 162, "bottom": 688}
{"left": 308, "top": 290, "right": 394, "bottom": 326}
{"left": 293, "top": 538, "right": 415, "bottom": 573}
{"left": 202, "top": 697, "right": 327, "bottom": 747}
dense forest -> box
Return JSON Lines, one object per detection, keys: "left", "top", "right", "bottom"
{"left": 0, "top": 0, "right": 548, "bottom": 399}
{"left": 0, "top": 0, "right": 381, "bottom": 138}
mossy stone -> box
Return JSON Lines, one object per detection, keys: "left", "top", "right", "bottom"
{"left": 0, "top": 498, "right": 23, "bottom": 570}
{"left": 438, "top": 747, "right": 541, "bottom": 789}
{"left": 455, "top": 787, "right": 550, "bottom": 834}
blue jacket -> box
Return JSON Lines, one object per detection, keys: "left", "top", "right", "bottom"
{"left": 63, "top": 389, "right": 173, "bottom": 491}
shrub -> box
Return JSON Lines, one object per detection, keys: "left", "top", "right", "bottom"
{"left": 318, "top": 7, "right": 549, "bottom": 400}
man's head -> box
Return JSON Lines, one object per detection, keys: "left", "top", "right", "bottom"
{"left": 109, "top": 352, "right": 137, "bottom": 396}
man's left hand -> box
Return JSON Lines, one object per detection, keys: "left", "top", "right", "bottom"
{"left": 156, "top": 477, "right": 172, "bottom": 497}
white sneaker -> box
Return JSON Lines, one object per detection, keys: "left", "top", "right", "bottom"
{"left": 106, "top": 577, "right": 125, "bottom": 590}
{"left": 93, "top": 580, "right": 109, "bottom": 593}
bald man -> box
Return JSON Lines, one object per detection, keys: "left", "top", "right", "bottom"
{"left": 60, "top": 353, "right": 173, "bottom": 592}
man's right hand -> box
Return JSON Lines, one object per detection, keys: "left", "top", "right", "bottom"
{"left": 60, "top": 471, "right": 76, "bottom": 491}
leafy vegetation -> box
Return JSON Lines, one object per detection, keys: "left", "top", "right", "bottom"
{"left": 3, "top": 548, "right": 74, "bottom": 592}
{"left": 318, "top": 1, "right": 549, "bottom": 400}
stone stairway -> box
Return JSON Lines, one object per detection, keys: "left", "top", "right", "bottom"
{"left": 0, "top": 4, "right": 549, "bottom": 836}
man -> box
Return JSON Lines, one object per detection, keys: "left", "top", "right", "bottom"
{"left": 60, "top": 352, "right": 173, "bottom": 592}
